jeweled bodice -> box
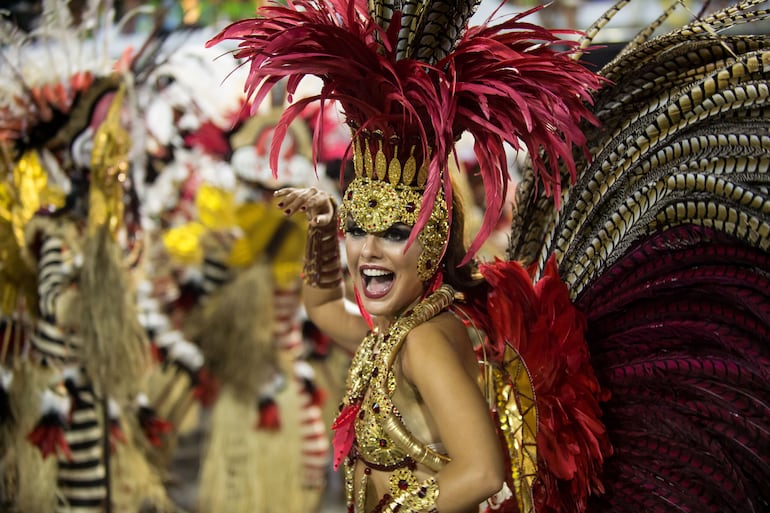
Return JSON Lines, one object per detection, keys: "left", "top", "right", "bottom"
{"left": 336, "top": 286, "right": 456, "bottom": 512}
{"left": 354, "top": 329, "right": 411, "bottom": 469}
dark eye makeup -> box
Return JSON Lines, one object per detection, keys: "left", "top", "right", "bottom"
{"left": 381, "top": 224, "right": 412, "bottom": 242}
{"left": 344, "top": 220, "right": 412, "bottom": 242}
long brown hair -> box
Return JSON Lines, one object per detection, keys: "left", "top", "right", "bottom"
{"left": 442, "top": 189, "right": 485, "bottom": 293}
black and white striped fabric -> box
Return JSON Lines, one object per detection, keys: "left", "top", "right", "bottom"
{"left": 31, "top": 232, "right": 108, "bottom": 513}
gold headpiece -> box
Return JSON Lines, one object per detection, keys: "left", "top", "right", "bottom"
{"left": 339, "top": 133, "right": 448, "bottom": 282}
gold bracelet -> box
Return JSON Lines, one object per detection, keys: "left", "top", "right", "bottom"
{"left": 303, "top": 200, "right": 342, "bottom": 288}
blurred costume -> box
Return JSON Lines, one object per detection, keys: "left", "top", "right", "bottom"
{"left": 211, "top": 0, "right": 770, "bottom": 512}
{"left": 135, "top": 31, "right": 331, "bottom": 511}
{"left": 185, "top": 110, "right": 332, "bottom": 513}
{"left": 0, "top": 2, "right": 174, "bottom": 512}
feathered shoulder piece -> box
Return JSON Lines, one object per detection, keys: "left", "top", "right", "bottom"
{"left": 207, "top": 0, "right": 605, "bottom": 259}
{"left": 0, "top": 0, "right": 132, "bottom": 318}
{"left": 0, "top": 0, "right": 126, "bottom": 154}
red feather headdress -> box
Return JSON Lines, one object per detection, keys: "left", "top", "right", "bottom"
{"left": 207, "top": 0, "right": 604, "bottom": 261}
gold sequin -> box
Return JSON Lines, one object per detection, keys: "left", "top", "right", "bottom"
{"left": 340, "top": 286, "right": 455, "bottom": 511}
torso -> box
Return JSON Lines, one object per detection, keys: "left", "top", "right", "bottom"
{"left": 339, "top": 286, "right": 482, "bottom": 512}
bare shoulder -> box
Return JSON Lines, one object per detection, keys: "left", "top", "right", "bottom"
{"left": 407, "top": 311, "right": 467, "bottom": 348}
{"left": 401, "top": 312, "right": 475, "bottom": 379}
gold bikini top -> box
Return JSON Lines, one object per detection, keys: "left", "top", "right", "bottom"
{"left": 342, "top": 284, "right": 540, "bottom": 513}
{"left": 345, "top": 285, "right": 456, "bottom": 471}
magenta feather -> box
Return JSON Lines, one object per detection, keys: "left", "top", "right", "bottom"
{"left": 571, "top": 223, "right": 770, "bottom": 513}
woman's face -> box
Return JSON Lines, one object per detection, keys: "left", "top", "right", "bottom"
{"left": 344, "top": 217, "right": 426, "bottom": 321}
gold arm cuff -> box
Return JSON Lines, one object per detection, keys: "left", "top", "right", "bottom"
{"left": 302, "top": 200, "right": 342, "bottom": 288}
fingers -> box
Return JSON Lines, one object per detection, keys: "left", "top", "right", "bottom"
{"left": 275, "top": 187, "right": 310, "bottom": 215}
{"left": 273, "top": 187, "right": 333, "bottom": 226}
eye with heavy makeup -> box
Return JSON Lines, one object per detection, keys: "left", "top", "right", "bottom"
{"left": 344, "top": 219, "right": 413, "bottom": 243}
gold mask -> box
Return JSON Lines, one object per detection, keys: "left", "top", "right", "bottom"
{"left": 339, "top": 135, "right": 449, "bottom": 282}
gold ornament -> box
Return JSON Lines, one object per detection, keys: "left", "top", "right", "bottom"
{"left": 340, "top": 135, "right": 449, "bottom": 282}
{"left": 386, "top": 470, "right": 439, "bottom": 513}
{"left": 89, "top": 85, "right": 129, "bottom": 237}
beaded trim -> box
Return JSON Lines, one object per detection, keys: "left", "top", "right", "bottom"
{"left": 342, "top": 285, "right": 455, "bottom": 512}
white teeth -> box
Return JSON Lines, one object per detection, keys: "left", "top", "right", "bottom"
{"left": 362, "top": 268, "right": 391, "bottom": 277}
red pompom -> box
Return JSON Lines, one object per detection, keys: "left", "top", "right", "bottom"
{"left": 138, "top": 407, "right": 173, "bottom": 447}
{"left": 193, "top": 367, "right": 220, "bottom": 407}
{"left": 27, "top": 417, "right": 72, "bottom": 460}
{"left": 257, "top": 399, "right": 281, "bottom": 430}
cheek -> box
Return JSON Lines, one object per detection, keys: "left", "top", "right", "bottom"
{"left": 403, "top": 241, "right": 425, "bottom": 268}
{"left": 385, "top": 241, "right": 424, "bottom": 281}
{"left": 344, "top": 238, "right": 361, "bottom": 272}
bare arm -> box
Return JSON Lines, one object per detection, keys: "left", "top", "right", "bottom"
{"left": 402, "top": 316, "right": 505, "bottom": 512}
{"left": 275, "top": 186, "right": 369, "bottom": 352}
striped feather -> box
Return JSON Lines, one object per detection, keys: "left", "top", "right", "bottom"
{"left": 508, "top": 1, "right": 770, "bottom": 512}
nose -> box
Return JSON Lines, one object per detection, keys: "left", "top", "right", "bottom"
{"left": 361, "top": 234, "right": 382, "bottom": 259}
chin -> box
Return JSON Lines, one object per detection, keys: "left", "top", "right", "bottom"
{"left": 365, "top": 296, "right": 422, "bottom": 321}
{"left": 360, "top": 300, "right": 392, "bottom": 319}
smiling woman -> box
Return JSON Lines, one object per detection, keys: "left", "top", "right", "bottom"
{"left": 274, "top": 177, "right": 507, "bottom": 513}
{"left": 344, "top": 220, "right": 426, "bottom": 317}
{"left": 209, "top": 0, "right": 611, "bottom": 510}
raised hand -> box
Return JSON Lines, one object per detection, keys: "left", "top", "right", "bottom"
{"left": 274, "top": 187, "right": 336, "bottom": 228}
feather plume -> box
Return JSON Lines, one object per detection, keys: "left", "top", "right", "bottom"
{"left": 465, "top": 257, "right": 612, "bottom": 513}
{"left": 208, "top": 0, "right": 604, "bottom": 261}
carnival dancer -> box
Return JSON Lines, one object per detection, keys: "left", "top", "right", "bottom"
{"left": 208, "top": 0, "right": 607, "bottom": 510}
{"left": 210, "top": 0, "right": 770, "bottom": 512}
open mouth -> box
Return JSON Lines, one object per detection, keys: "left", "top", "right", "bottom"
{"left": 361, "top": 268, "right": 395, "bottom": 299}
